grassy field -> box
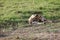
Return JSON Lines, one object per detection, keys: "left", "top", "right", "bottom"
{"left": 0, "top": 0, "right": 60, "bottom": 40}
{"left": 0, "top": 0, "right": 60, "bottom": 30}
{"left": 0, "top": 0, "right": 60, "bottom": 22}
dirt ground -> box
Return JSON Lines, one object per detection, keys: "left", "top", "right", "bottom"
{"left": 0, "top": 22, "right": 60, "bottom": 40}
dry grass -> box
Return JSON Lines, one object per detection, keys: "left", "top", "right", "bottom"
{"left": 0, "top": 22, "right": 60, "bottom": 40}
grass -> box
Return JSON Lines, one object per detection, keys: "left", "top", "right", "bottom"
{"left": 0, "top": 0, "right": 60, "bottom": 28}
{"left": 0, "top": 0, "right": 60, "bottom": 40}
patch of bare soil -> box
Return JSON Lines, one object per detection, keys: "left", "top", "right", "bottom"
{"left": 0, "top": 22, "right": 60, "bottom": 40}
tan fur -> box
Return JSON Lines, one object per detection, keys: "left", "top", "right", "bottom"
{"left": 28, "top": 14, "right": 51, "bottom": 25}
{"left": 28, "top": 14, "right": 36, "bottom": 24}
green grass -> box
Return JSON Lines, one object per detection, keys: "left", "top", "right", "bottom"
{"left": 0, "top": 0, "right": 60, "bottom": 23}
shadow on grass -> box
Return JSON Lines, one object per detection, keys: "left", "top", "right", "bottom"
{"left": 0, "top": 34, "right": 8, "bottom": 37}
